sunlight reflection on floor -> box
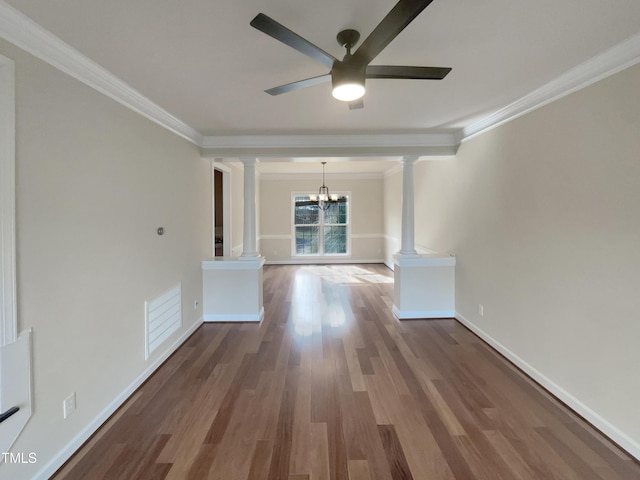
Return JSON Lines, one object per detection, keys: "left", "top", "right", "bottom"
{"left": 301, "top": 265, "right": 394, "bottom": 285}
{"left": 291, "top": 265, "right": 393, "bottom": 337}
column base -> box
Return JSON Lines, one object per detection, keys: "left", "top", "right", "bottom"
{"left": 392, "top": 253, "right": 456, "bottom": 320}
{"left": 202, "top": 256, "right": 265, "bottom": 322}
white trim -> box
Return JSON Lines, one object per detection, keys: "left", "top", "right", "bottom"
{"left": 458, "top": 33, "right": 640, "bottom": 143}
{"left": 392, "top": 305, "right": 455, "bottom": 319}
{"left": 201, "top": 133, "right": 456, "bottom": 151}
{"left": 203, "top": 307, "right": 264, "bottom": 323}
{"left": 393, "top": 253, "right": 456, "bottom": 268}
{"left": 259, "top": 171, "right": 386, "bottom": 181}
{"left": 0, "top": 53, "right": 16, "bottom": 348}
{"left": 0, "top": 1, "right": 201, "bottom": 146}
{"left": 202, "top": 256, "right": 265, "bottom": 270}
{"left": 455, "top": 312, "right": 640, "bottom": 461}
{"left": 265, "top": 258, "right": 384, "bottom": 265}
{"left": 32, "top": 317, "right": 203, "bottom": 480}
{"left": 202, "top": 133, "right": 456, "bottom": 149}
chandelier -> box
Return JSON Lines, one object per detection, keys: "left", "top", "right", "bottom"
{"left": 309, "top": 162, "right": 339, "bottom": 210}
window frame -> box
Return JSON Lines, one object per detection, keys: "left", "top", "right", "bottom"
{"left": 291, "top": 191, "right": 351, "bottom": 258}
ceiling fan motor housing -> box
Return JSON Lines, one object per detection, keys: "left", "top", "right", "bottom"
{"left": 331, "top": 61, "right": 366, "bottom": 96}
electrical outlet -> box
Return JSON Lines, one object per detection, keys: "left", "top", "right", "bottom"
{"left": 194, "top": 300, "right": 199, "bottom": 310}
{"left": 63, "top": 392, "right": 76, "bottom": 419}
{"left": 478, "top": 304, "right": 484, "bottom": 317}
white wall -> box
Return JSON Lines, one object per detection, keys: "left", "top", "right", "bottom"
{"left": 381, "top": 62, "right": 640, "bottom": 458}
{"left": 260, "top": 176, "right": 384, "bottom": 263}
{"left": 453, "top": 64, "right": 640, "bottom": 456}
{"left": 0, "top": 38, "right": 211, "bottom": 478}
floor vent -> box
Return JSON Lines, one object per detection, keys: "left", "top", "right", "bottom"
{"left": 145, "top": 283, "right": 181, "bottom": 360}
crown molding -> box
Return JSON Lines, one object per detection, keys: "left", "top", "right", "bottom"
{"left": 0, "top": 1, "right": 202, "bottom": 146}
{"left": 200, "top": 133, "right": 459, "bottom": 158}
{"left": 457, "top": 33, "right": 640, "bottom": 143}
{"left": 259, "top": 171, "right": 385, "bottom": 181}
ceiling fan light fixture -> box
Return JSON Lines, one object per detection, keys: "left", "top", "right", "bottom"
{"left": 332, "top": 82, "right": 365, "bottom": 102}
{"left": 331, "top": 62, "right": 366, "bottom": 102}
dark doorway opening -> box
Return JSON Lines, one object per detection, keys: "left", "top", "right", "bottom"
{"left": 214, "top": 169, "right": 224, "bottom": 256}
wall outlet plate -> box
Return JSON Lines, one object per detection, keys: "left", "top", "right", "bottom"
{"left": 63, "top": 392, "right": 76, "bottom": 419}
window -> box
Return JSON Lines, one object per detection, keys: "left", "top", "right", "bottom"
{"left": 293, "top": 194, "right": 349, "bottom": 256}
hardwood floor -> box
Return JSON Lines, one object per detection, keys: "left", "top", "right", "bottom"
{"left": 54, "top": 264, "right": 640, "bottom": 479}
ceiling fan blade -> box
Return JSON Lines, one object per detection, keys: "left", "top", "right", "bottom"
{"left": 352, "top": 0, "right": 435, "bottom": 66}
{"left": 366, "top": 65, "right": 451, "bottom": 80}
{"left": 265, "top": 74, "right": 331, "bottom": 96}
{"left": 250, "top": 13, "right": 338, "bottom": 69}
{"left": 348, "top": 99, "right": 364, "bottom": 110}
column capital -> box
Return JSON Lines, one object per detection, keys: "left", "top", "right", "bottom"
{"left": 401, "top": 155, "right": 419, "bottom": 165}
{"left": 240, "top": 157, "right": 257, "bottom": 166}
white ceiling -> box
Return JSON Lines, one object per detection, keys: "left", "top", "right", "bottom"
{"left": 3, "top": 0, "right": 640, "bottom": 168}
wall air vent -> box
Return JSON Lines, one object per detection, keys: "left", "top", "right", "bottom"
{"left": 145, "top": 284, "right": 181, "bottom": 360}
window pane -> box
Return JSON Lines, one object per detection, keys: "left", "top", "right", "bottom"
{"left": 324, "top": 225, "right": 347, "bottom": 254}
{"left": 294, "top": 197, "right": 319, "bottom": 225}
{"left": 324, "top": 196, "right": 347, "bottom": 224}
{"left": 296, "top": 226, "right": 319, "bottom": 254}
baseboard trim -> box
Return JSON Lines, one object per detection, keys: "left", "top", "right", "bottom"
{"left": 454, "top": 312, "right": 640, "bottom": 461}
{"left": 33, "top": 317, "right": 204, "bottom": 480}
{"left": 265, "top": 259, "right": 384, "bottom": 265}
{"left": 203, "top": 307, "right": 264, "bottom": 323}
{"left": 392, "top": 305, "right": 455, "bottom": 319}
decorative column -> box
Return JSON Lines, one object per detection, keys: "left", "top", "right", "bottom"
{"left": 398, "top": 156, "right": 418, "bottom": 256}
{"left": 393, "top": 155, "right": 456, "bottom": 320}
{"left": 202, "top": 157, "right": 265, "bottom": 322}
{"left": 240, "top": 157, "right": 259, "bottom": 258}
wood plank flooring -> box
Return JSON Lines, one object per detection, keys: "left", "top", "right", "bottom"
{"left": 54, "top": 264, "right": 640, "bottom": 479}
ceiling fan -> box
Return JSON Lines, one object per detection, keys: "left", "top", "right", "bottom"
{"left": 250, "top": 0, "right": 451, "bottom": 109}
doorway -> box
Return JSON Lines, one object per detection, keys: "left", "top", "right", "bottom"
{"left": 212, "top": 165, "right": 231, "bottom": 257}
{"left": 214, "top": 169, "right": 224, "bottom": 256}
